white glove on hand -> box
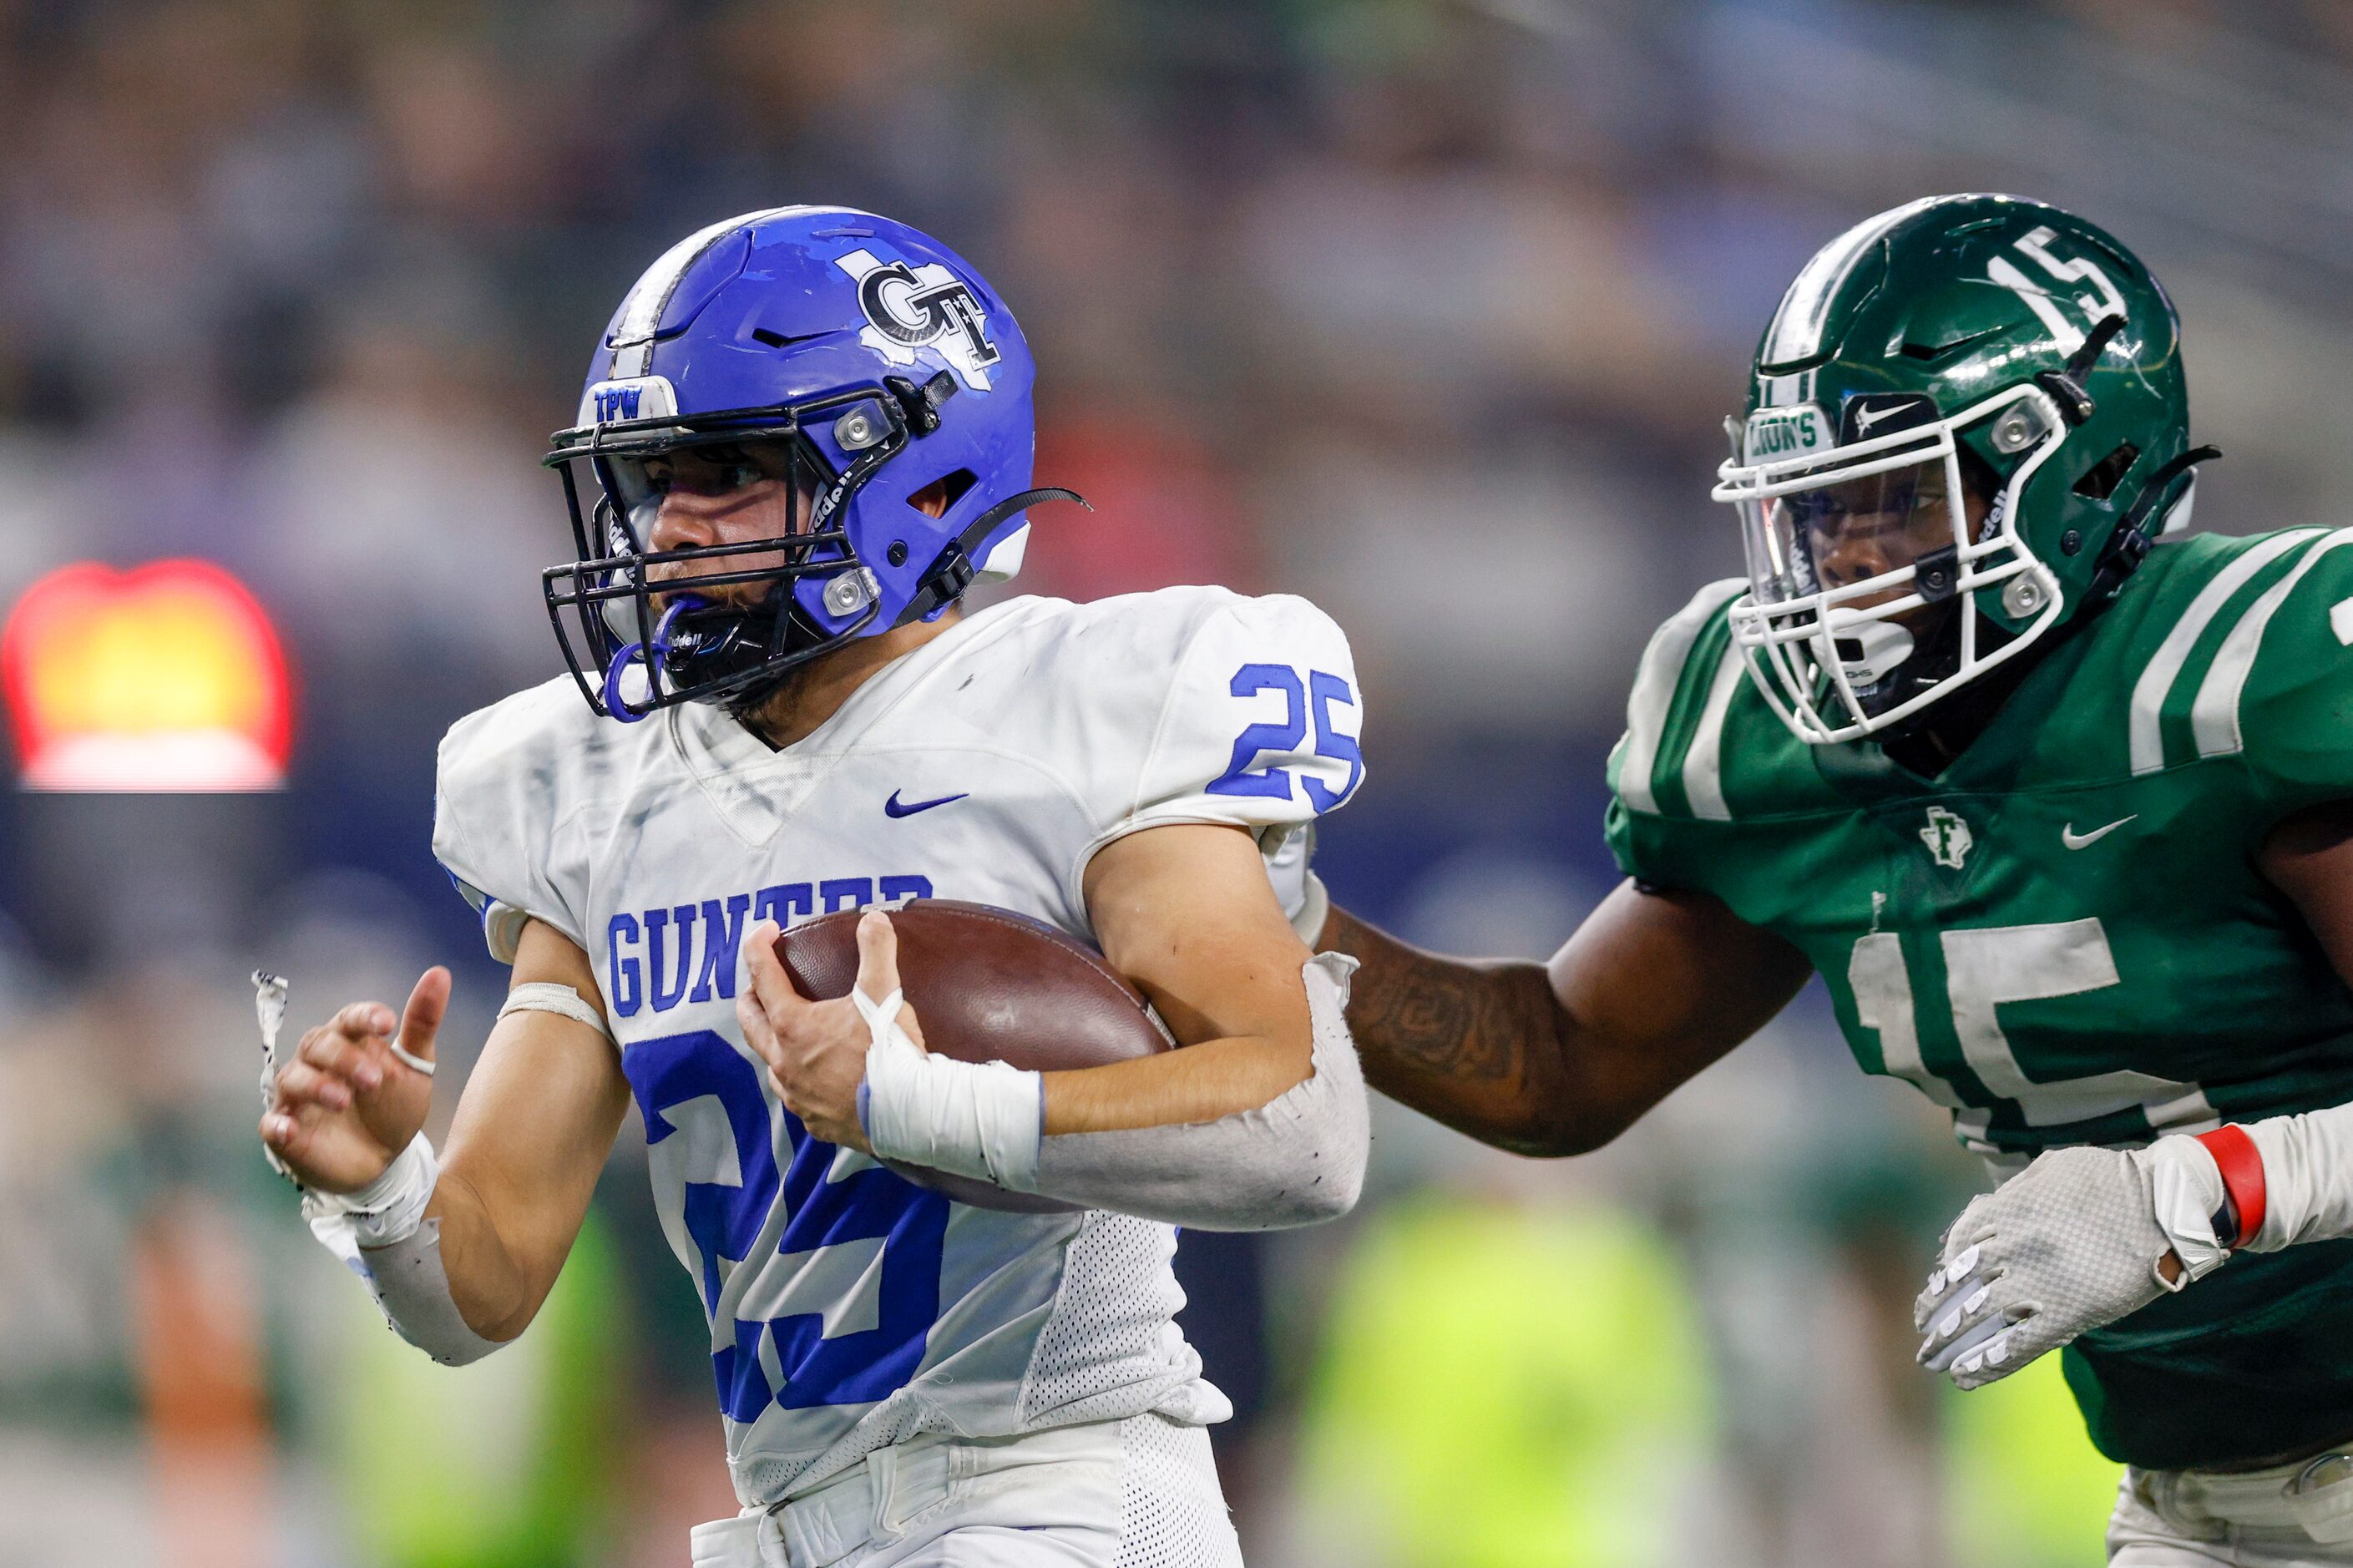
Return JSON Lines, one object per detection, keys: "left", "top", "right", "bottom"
{"left": 1915, "top": 1143, "right": 2207, "bottom": 1389}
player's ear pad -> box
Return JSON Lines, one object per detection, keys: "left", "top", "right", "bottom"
{"left": 775, "top": 899, "right": 1170, "bottom": 1212}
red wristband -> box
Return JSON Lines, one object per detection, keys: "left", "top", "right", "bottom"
{"left": 2196, "top": 1125, "right": 2268, "bottom": 1250}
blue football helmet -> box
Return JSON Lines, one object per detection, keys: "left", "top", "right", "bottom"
{"left": 542, "top": 206, "right": 1083, "bottom": 720}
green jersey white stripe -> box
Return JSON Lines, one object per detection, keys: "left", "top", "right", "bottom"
{"left": 2128, "top": 529, "right": 2321, "bottom": 776}
{"left": 1681, "top": 640, "right": 1749, "bottom": 822}
{"left": 1617, "top": 579, "right": 1744, "bottom": 815}
{"left": 2189, "top": 529, "right": 2353, "bottom": 761}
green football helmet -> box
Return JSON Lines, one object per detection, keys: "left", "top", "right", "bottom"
{"left": 1713, "top": 193, "right": 2213, "bottom": 744}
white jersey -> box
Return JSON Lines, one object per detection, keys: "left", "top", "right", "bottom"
{"left": 432, "top": 587, "right": 1364, "bottom": 1507}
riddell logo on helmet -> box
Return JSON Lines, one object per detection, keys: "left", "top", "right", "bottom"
{"left": 834, "top": 249, "right": 1001, "bottom": 392}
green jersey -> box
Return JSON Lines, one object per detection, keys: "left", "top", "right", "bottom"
{"left": 1606, "top": 527, "right": 2353, "bottom": 1470}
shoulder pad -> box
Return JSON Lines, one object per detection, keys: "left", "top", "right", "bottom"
{"left": 433, "top": 678, "right": 604, "bottom": 959}
{"left": 2122, "top": 528, "right": 2353, "bottom": 777}
{"left": 1613, "top": 578, "right": 1748, "bottom": 819}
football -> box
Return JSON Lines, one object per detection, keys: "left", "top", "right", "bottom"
{"left": 774, "top": 899, "right": 1170, "bottom": 1211}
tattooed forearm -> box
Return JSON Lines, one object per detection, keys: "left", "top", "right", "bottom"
{"left": 1318, "top": 883, "right": 1805, "bottom": 1161}
{"left": 1319, "top": 906, "right": 1576, "bottom": 1154}
{"left": 1328, "top": 913, "right": 1545, "bottom": 1081}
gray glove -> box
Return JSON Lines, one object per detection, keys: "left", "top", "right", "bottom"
{"left": 1915, "top": 1144, "right": 2189, "bottom": 1390}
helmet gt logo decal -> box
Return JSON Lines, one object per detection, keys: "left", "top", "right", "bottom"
{"left": 1920, "top": 806, "right": 1974, "bottom": 870}
{"left": 835, "top": 249, "right": 1000, "bottom": 391}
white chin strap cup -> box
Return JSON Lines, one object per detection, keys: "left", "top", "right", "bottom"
{"left": 1833, "top": 617, "right": 1915, "bottom": 686}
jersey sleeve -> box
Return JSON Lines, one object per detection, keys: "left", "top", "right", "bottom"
{"left": 1090, "top": 591, "right": 1366, "bottom": 856}
{"left": 432, "top": 689, "right": 590, "bottom": 964}
{"left": 2223, "top": 530, "right": 2353, "bottom": 829}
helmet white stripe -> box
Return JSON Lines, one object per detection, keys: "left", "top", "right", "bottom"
{"left": 2127, "top": 528, "right": 2321, "bottom": 776}
{"left": 608, "top": 205, "right": 815, "bottom": 377}
{"left": 2189, "top": 528, "right": 2353, "bottom": 761}
{"left": 1760, "top": 196, "right": 1947, "bottom": 369}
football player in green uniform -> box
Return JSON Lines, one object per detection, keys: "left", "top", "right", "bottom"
{"left": 1313, "top": 194, "right": 2353, "bottom": 1563}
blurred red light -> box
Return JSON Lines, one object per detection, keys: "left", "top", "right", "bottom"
{"left": 1, "top": 560, "right": 294, "bottom": 792}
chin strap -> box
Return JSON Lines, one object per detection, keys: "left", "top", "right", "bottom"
{"left": 599, "top": 596, "right": 699, "bottom": 724}
{"left": 2084, "top": 444, "right": 2222, "bottom": 603}
{"left": 897, "top": 487, "right": 1091, "bottom": 626}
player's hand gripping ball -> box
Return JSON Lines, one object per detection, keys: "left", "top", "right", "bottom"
{"left": 260, "top": 969, "right": 449, "bottom": 1194}
{"left": 1915, "top": 1143, "right": 2184, "bottom": 1388}
{"left": 737, "top": 900, "right": 1169, "bottom": 1211}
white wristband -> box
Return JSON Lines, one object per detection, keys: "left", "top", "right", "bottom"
{"left": 326, "top": 1133, "right": 440, "bottom": 1249}
{"left": 853, "top": 986, "right": 1042, "bottom": 1192}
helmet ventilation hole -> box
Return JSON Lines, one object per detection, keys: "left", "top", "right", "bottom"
{"left": 907, "top": 468, "right": 977, "bottom": 518}
{"left": 2072, "top": 442, "right": 2141, "bottom": 502}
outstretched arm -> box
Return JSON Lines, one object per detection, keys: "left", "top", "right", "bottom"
{"left": 1320, "top": 879, "right": 1813, "bottom": 1156}
{"left": 262, "top": 918, "right": 629, "bottom": 1354}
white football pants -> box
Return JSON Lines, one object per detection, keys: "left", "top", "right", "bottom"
{"left": 2110, "top": 1454, "right": 2353, "bottom": 1565}
{"left": 689, "top": 1414, "right": 1243, "bottom": 1568}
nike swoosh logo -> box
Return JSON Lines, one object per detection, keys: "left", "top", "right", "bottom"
{"left": 1855, "top": 403, "right": 1915, "bottom": 434}
{"left": 884, "top": 789, "right": 969, "bottom": 819}
{"left": 2061, "top": 816, "right": 2135, "bottom": 849}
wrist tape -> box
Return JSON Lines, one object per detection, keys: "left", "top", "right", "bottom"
{"left": 301, "top": 1132, "right": 439, "bottom": 1262}
{"left": 297, "top": 1134, "right": 502, "bottom": 1366}
{"left": 853, "top": 985, "right": 1043, "bottom": 1192}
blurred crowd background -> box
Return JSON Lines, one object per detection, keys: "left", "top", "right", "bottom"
{"left": 3, "top": 0, "right": 2351, "bottom": 1563}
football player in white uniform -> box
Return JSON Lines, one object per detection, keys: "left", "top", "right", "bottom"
{"left": 256, "top": 207, "right": 1371, "bottom": 1567}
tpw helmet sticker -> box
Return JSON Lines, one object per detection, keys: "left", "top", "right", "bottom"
{"left": 834, "top": 249, "right": 1000, "bottom": 391}
{"left": 579, "top": 375, "right": 680, "bottom": 427}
